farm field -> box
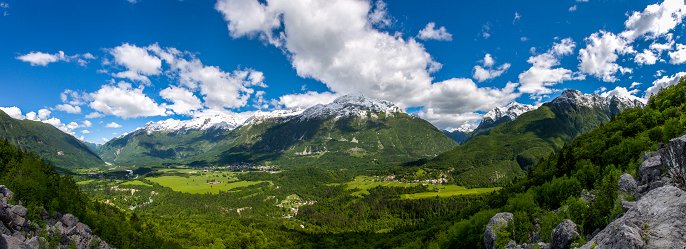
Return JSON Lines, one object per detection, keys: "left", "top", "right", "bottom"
{"left": 343, "top": 176, "right": 501, "bottom": 198}
{"left": 146, "top": 174, "right": 264, "bottom": 194}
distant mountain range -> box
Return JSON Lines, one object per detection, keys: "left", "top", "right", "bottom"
{"left": 98, "top": 95, "right": 457, "bottom": 167}
{"left": 0, "top": 110, "right": 104, "bottom": 169}
{"left": 426, "top": 89, "right": 645, "bottom": 187}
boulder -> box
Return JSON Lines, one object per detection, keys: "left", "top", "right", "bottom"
{"left": 0, "top": 186, "right": 13, "bottom": 199}
{"left": 579, "top": 186, "right": 686, "bottom": 249}
{"left": 661, "top": 135, "right": 686, "bottom": 189}
{"left": 484, "top": 212, "right": 514, "bottom": 249}
{"left": 61, "top": 214, "right": 78, "bottom": 228}
{"left": 75, "top": 222, "right": 92, "bottom": 236}
{"left": 11, "top": 215, "right": 26, "bottom": 228}
{"left": 10, "top": 205, "right": 27, "bottom": 217}
{"left": 0, "top": 234, "right": 31, "bottom": 249}
{"left": 639, "top": 153, "right": 662, "bottom": 186}
{"left": 25, "top": 236, "right": 39, "bottom": 249}
{"left": 550, "top": 219, "right": 579, "bottom": 249}
{"left": 618, "top": 173, "right": 638, "bottom": 195}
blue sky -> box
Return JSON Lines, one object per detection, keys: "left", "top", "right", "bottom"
{"left": 1, "top": 0, "right": 685, "bottom": 143}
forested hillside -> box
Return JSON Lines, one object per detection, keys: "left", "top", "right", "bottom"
{"left": 0, "top": 110, "right": 104, "bottom": 169}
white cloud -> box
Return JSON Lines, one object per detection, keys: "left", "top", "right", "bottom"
{"left": 216, "top": 0, "right": 522, "bottom": 130}
{"left": 630, "top": 82, "right": 642, "bottom": 88}
{"left": 85, "top": 112, "right": 104, "bottom": 119}
{"left": 635, "top": 49, "right": 658, "bottom": 65}
{"left": 368, "top": 0, "right": 391, "bottom": 28}
{"left": 668, "top": 43, "right": 686, "bottom": 64}
{"left": 513, "top": 12, "right": 521, "bottom": 23}
{"left": 578, "top": 31, "right": 634, "bottom": 82}
{"left": 416, "top": 110, "right": 482, "bottom": 132}
{"left": 16, "top": 51, "right": 95, "bottom": 66}
{"left": 89, "top": 82, "right": 167, "bottom": 119}
{"left": 519, "top": 38, "right": 582, "bottom": 95}
{"left": 417, "top": 22, "right": 453, "bottom": 41}
{"left": 110, "top": 43, "right": 162, "bottom": 83}
{"left": 277, "top": 91, "right": 338, "bottom": 110}
{"left": 148, "top": 45, "right": 265, "bottom": 110}
{"left": 0, "top": 106, "right": 24, "bottom": 119}
{"left": 645, "top": 72, "right": 686, "bottom": 97}
{"left": 569, "top": 5, "right": 578, "bottom": 12}
{"left": 38, "top": 109, "right": 51, "bottom": 120}
{"left": 473, "top": 53, "right": 510, "bottom": 82}
{"left": 82, "top": 120, "right": 92, "bottom": 128}
{"left": 55, "top": 104, "right": 82, "bottom": 114}
{"left": 160, "top": 86, "right": 203, "bottom": 115}
{"left": 81, "top": 130, "right": 91, "bottom": 134}
{"left": 621, "top": 0, "right": 686, "bottom": 42}
{"left": 105, "top": 122, "right": 122, "bottom": 128}
{"left": 419, "top": 79, "right": 520, "bottom": 115}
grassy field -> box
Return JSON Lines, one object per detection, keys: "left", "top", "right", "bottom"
{"left": 76, "top": 179, "right": 95, "bottom": 185}
{"left": 400, "top": 185, "right": 501, "bottom": 199}
{"left": 343, "top": 176, "right": 500, "bottom": 198}
{"left": 147, "top": 174, "right": 263, "bottom": 194}
{"left": 120, "top": 180, "right": 153, "bottom": 187}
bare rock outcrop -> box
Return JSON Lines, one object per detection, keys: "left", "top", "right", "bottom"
{"left": 484, "top": 212, "right": 514, "bottom": 249}
{"left": 550, "top": 219, "right": 579, "bottom": 249}
{"left": 579, "top": 186, "right": 686, "bottom": 249}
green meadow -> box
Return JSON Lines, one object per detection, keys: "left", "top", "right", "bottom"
{"left": 147, "top": 174, "right": 264, "bottom": 194}
{"left": 343, "top": 176, "right": 500, "bottom": 199}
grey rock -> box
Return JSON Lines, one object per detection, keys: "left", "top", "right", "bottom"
{"left": 75, "top": 222, "right": 91, "bottom": 236}
{"left": 618, "top": 173, "right": 638, "bottom": 195}
{"left": 25, "top": 237, "right": 39, "bottom": 249}
{"left": 537, "top": 242, "right": 550, "bottom": 249}
{"left": 550, "top": 219, "right": 579, "bottom": 249}
{"left": 61, "top": 214, "right": 78, "bottom": 228}
{"left": 484, "top": 212, "right": 514, "bottom": 249}
{"left": 661, "top": 135, "right": 686, "bottom": 190}
{"left": 0, "top": 186, "right": 13, "bottom": 199}
{"left": 579, "top": 186, "right": 686, "bottom": 249}
{"left": 0, "top": 234, "right": 31, "bottom": 249}
{"left": 10, "top": 205, "right": 27, "bottom": 217}
{"left": 621, "top": 200, "right": 636, "bottom": 212}
{"left": 0, "top": 208, "right": 11, "bottom": 224}
{"left": 639, "top": 154, "right": 662, "bottom": 186}
{"left": 11, "top": 214, "right": 26, "bottom": 228}
{"left": 0, "top": 223, "right": 10, "bottom": 236}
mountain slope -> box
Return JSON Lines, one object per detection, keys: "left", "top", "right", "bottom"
{"left": 425, "top": 89, "right": 644, "bottom": 187}
{"left": 0, "top": 110, "right": 104, "bottom": 168}
{"left": 100, "top": 95, "right": 457, "bottom": 168}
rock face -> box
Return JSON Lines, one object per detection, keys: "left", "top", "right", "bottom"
{"left": 579, "top": 186, "right": 686, "bottom": 249}
{"left": 0, "top": 185, "right": 112, "bottom": 249}
{"left": 618, "top": 173, "right": 638, "bottom": 196}
{"left": 484, "top": 212, "right": 514, "bottom": 249}
{"left": 550, "top": 220, "right": 579, "bottom": 249}
{"left": 661, "top": 135, "right": 686, "bottom": 189}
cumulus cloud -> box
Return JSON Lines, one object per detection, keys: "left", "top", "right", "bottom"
{"left": 473, "top": 53, "right": 510, "bottom": 82}
{"left": 417, "top": 22, "right": 453, "bottom": 41}
{"left": 148, "top": 44, "right": 265, "bottom": 110}
{"left": 668, "top": 43, "right": 686, "bottom": 64}
{"left": 277, "top": 91, "right": 338, "bottom": 110}
{"left": 578, "top": 31, "right": 634, "bottom": 82}
{"left": 635, "top": 49, "right": 658, "bottom": 65}
{"left": 519, "top": 38, "right": 583, "bottom": 95}
{"left": 16, "top": 51, "right": 95, "bottom": 67}
{"left": 645, "top": 71, "right": 686, "bottom": 97}
{"left": 85, "top": 112, "right": 104, "bottom": 119}
{"left": 110, "top": 43, "right": 162, "bottom": 83}
{"left": 55, "top": 104, "right": 82, "bottom": 114}
{"left": 620, "top": 0, "right": 686, "bottom": 42}
{"left": 160, "top": 86, "right": 203, "bottom": 115}
{"left": 89, "top": 82, "right": 167, "bottom": 119}
{"left": 215, "top": 0, "right": 518, "bottom": 129}
{"left": 630, "top": 82, "right": 642, "bottom": 88}
{"left": 0, "top": 106, "right": 24, "bottom": 119}
{"left": 105, "top": 122, "right": 122, "bottom": 128}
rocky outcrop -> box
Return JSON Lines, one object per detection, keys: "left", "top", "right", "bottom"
{"left": 484, "top": 212, "right": 513, "bottom": 249}
{"left": 579, "top": 186, "right": 686, "bottom": 249}
{"left": 661, "top": 135, "right": 686, "bottom": 189}
{"left": 618, "top": 173, "right": 637, "bottom": 196}
{"left": 0, "top": 185, "right": 112, "bottom": 249}
{"left": 550, "top": 220, "right": 579, "bottom": 249}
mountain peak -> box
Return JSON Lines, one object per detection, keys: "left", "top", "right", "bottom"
{"left": 552, "top": 88, "right": 644, "bottom": 110}
{"left": 299, "top": 95, "right": 403, "bottom": 120}
{"left": 483, "top": 102, "right": 536, "bottom": 122}
{"left": 143, "top": 112, "right": 248, "bottom": 132}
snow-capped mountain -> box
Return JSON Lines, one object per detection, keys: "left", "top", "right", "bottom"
{"left": 244, "top": 109, "right": 303, "bottom": 125}
{"left": 552, "top": 89, "right": 645, "bottom": 111}
{"left": 483, "top": 102, "right": 536, "bottom": 123}
{"left": 143, "top": 113, "right": 249, "bottom": 132}
{"left": 299, "top": 95, "right": 403, "bottom": 120}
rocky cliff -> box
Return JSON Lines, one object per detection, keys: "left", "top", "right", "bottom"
{"left": 0, "top": 185, "right": 111, "bottom": 249}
